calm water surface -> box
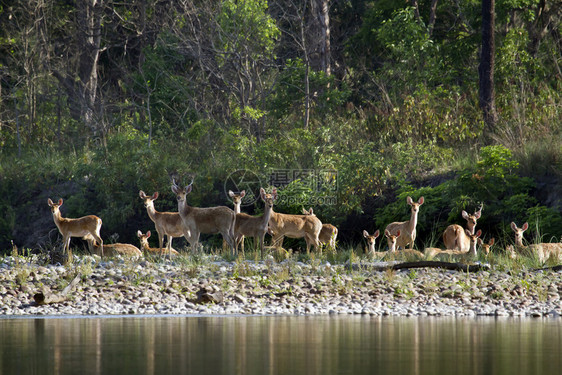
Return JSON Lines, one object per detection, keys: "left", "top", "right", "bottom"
{"left": 1, "top": 315, "right": 561, "bottom": 374}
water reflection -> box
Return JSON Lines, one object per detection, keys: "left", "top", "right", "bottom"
{"left": 1, "top": 316, "right": 561, "bottom": 374}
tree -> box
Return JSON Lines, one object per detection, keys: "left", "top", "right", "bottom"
{"left": 478, "top": 0, "right": 498, "bottom": 133}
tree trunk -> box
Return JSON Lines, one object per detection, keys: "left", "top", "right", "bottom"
{"left": 478, "top": 0, "right": 498, "bottom": 133}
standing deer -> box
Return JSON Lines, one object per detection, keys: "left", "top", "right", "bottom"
{"left": 385, "top": 196, "right": 424, "bottom": 250}
{"left": 233, "top": 188, "right": 277, "bottom": 257}
{"left": 268, "top": 205, "right": 322, "bottom": 254}
{"left": 510, "top": 222, "right": 562, "bottom": 262}
{"left": 137, "top": 230, "right": 179, "bottom": 256}
{"left": 226, "top": 190, "right": 245, "bottom": 252}
{"left": 302, "top": 208, "right": 338, "bottom": 250}
{"left": 385, "top": 229, "right": 424, "bottom": 259}
{"left": 426, "top": 230, "right": 482, "bottom": 260}
{"left": 443, "top": 206, "right": 482, "bottom": 252}
{"left": 171, "top": 181, "right": 236, "bottom": 253}
{"left": 48, "top": 198, "right": 103, "bottom": 256}
{"left": 139, "top": 190, "right": 190, "bottom": 256}
{"left": 83, "top": 234, "right": 142, "bottom": 258}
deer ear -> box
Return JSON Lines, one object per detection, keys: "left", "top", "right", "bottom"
{"left": 186, "top": 184, "right": 193, "bottom": 194}
{"left": 58, "top": 198, "right": 63, "bottom": 206}
{"left": 465, "top": 229, "right": 472, "bottom": 236}
{"left": 363, "top": 230, "right": 369, "bottom": 238}
{"left": 462, "top": 210, "right": 469, "bottom": 219}
{"left": 522, "top": 222, "right": 529, "bottom": 231}
{"left": 385, "top": 229, "right": 391, "bottom": 238}
{"left": 406, "top": 196, "right": 413, "bottom": 205}
{"left": 146, "top": 231, "right": 151, "bottom": 238}
{"left": 510, "top": 222, "right": 518, "bottom": 231}
{"left": 152, "top": 192, "right": 159, "bottom": 200}
{"left": 228, "top": 190, "right": 235, "bottom": 197}
{"left": 271, "top": 187, "right": 278, "bottom": 200}
{"left": 476, "top": 229, "right": 482, "bottom": 237}
{"left": 418, "top": 197, "right": 424, "bottom": 205}
{"left": 137, "top": 230, "right": 142, "bottom": 237}
{"left": 48, "top": 198, "right": 54, "bottom": 206}
{"left": 474, "top": 209, "right": 482, "bottom": 219}
{"left": 139, "top": 190, "right": 146, "bottom": 199}
{"left": 396, "top": 230, "right": 401, "bottom": 237}
{"left": 240, "top": 190, "right": 246, "bottom": 198}
{"left": 374, "top": 230, "right": 380, "bottom": 238}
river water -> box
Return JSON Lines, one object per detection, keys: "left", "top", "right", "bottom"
{"left": 1, "top": 315, "right": 560, "bottom": 374}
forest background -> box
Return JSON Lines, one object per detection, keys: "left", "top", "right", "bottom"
{"left": 0, "top": 0, "right": 560, "bottom": 253}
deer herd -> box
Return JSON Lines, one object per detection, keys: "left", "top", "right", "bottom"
{"left": 47, "top": 185, "right": 562, "bottom": 264}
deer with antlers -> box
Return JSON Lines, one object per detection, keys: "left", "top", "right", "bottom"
{"left": 139, "top": 190, "right": 190, "bottom": 256}
{"left": 171, "top": 180, "right": 236, "bottom": 253}
{"left": 443, "top": 206, "right": 482, "bottom": 252}
{"left": 233, "top": 188, "right": 277, "bottom": 257}
{"left": 385, "top": 196, "right": 424, "bottom": 250}
{"left": 510, "top": 222, "right": 562, "bottom": 262}
{"left": 48, "top": 198, "right": 103, "bottom": 256}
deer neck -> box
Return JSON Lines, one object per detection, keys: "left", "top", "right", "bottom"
{"left": 145, "top": 203, "right": 159, "bottom": 221}
{"left": 466, "top": 221, "right": 476, "bottom": 235}
{"left": 408, "top": 208, "right": 419, "bottom": 232}
{"left": 233, "top": 203, "right": 241, "bottom": 214}
{"left": 261, "top": 204, "right": 274, "bottom": 227}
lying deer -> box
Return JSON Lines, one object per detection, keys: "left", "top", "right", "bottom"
{"left": 233, "top": 188, "right": 277, "bottom": 256}
{"left": 302, "top": 208, "right": 338, "bottom": 250}
{"left": 385, "top": 196, "right": 424, "bottom": 250}
{"left": 510, "top": 222, "right": 562, "bottom": 262}
{"left": 425, "top": 229, "right": 482, "bottom": 260}
{"left": 363, "top": 229, "right": 387, "bottom": 257}
{"left": 268, "top": 206, "right": 322, "bottom": 254}
{"left": 48, "top": 198, "right": 103, "bottom": 256}
{"left": 171, "top": 180, "right": 236, "bottom": 253}
{"left": 137, "top": 230, "right": 179, "bottom": 256}
{"left": 478, "top": 237, "right": 495, "bottom": 257}
{"left": 385, "top": 230, "right": 424, "bottom": 259}
{"left": 83, "top": 234, "right": 142, "bottom": 258}
{"left": 443, "top": 206, "right": 482, "bottom": 252}
{"left": 139, "top": 190, "right": 191, "bottom": 257}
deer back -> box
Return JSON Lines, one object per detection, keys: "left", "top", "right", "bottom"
{"left": 269, "top": 211, "right": 322, "bottom": 239}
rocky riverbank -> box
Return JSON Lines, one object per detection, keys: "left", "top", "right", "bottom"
{"left": 1, "top": 254, "right": 561, "bottom": 318}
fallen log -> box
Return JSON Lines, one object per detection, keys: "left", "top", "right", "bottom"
{"left": 34, "top": 274, "right": 81, "bottom": 305}
{"left": 372, "top": 261, "right": 489, "bottom": 272}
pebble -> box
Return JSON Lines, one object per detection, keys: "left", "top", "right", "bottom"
{"left": 0, "top": 255, "right": 561, "bottom": 318}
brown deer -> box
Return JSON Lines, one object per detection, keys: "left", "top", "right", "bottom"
{"left": 171, "top": 181, "right": 236, "bottom": 253}
{"left": 225, "top": 190, "right": 245, "bottom": 252}
{"left": 139, "top": 190, "right": 190, "bottom": 257}
{"left": 478, "top": 237, "right": 495, "bottom": 257}
{"left": 83, "top": 234, "right": 142, "bottom": 257}
{"left": 426, "top": 229, "right": 482, "bottom": 260}
{"left": 443, "top": 206, "right": 482, "bottom": 252}
{"left": 385, "top": 196, "right": 424, "bottom": 250}
{"left": 385, "top": 229, "right": 424, "bottom": 259}
{"left": 268, "top": 205, "right": 322, "bottom": 254}
{"left": 363, "top": 229, "right": 386, "bottom": 256}
{"left": 233, "top": 188, "right": 277, "bottom": 256}
{"left": 137, "top": 230, "right": 179, "bottom": 256}
{"left": 302, "top": 208, "right": 338, "bottom": 250}
{"left": 510, "top": 222, "right": 562, "bottom": 262}
{"left": 48, "top": 198, "right": 103, "bottom": 256}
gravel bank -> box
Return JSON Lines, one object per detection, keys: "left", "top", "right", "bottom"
{"left": 1, "top": 255, "right": 561, "bottom": 318}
